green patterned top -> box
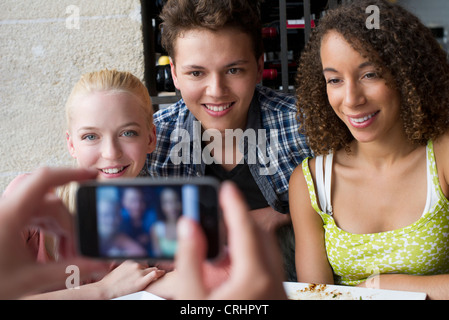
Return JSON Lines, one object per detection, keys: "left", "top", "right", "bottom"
{"left": 302, "top": 140, "right": 449, "bottom": 286}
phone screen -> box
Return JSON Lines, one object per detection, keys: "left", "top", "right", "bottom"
{"left": 76, "top": 178, "right": 221, "bottom": 260}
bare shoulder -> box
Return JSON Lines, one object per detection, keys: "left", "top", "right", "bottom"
{"left": 290, "top": 161, "right": 307, "bottom": 197}
{"left": 290, "top": 158, "right": 316, "bottom": 186}
{"left": 289, "top": 158, "right": 317, "bottom": 222}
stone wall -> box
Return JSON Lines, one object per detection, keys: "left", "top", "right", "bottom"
{"left": 0, "top": 0, "right": 145, "bottom": 193}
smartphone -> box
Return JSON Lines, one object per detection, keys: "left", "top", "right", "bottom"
{"left": 76, "top": 177, "right": 223, "bottom": 261}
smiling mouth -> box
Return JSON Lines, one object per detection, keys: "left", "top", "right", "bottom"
{"left": 203, "top": 103, "right": 234, "bottom": 112}
{"left": 350, "top": 111, "right": 379, "bottom": 123}
{"left": 100, "top": 166, "right": 128, "bottom": 174}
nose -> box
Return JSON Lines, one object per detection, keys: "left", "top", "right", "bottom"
{"left": 343, "top": 81, "right": 366, "bottom": 109}
{"left": 206, "top": 73, "right": 228, "bottom": 97}
{"left": 101, "top": 138, "right": 122, "bottom": 160}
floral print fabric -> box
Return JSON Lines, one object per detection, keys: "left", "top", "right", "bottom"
{"left": 301, "top": 140, "right": 449, "bottom": 286}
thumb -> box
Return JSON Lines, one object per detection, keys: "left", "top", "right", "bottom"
{"left": 174, "top": 217, "right": 208, "bottom": 299}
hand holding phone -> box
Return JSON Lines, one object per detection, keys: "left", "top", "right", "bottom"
{"left": 174, "top": 181, "right": 287, "bottom": 300}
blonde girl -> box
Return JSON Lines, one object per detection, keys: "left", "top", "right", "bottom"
{"left": 4, "top": 69, "right": 164, "bottom": 299}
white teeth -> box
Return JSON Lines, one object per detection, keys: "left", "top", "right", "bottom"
{"left": 204, "top": 103, "right": 232, "bottom": 112}
{"left": 352, "top": 112, "right": 378, "bottom": 123}
{"left": 101, "top": 167, "right": 124, "bottom": 174}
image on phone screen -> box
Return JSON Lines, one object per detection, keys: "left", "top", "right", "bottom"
{"left": 96, "top": 184, "right": 200, "bottom": 259}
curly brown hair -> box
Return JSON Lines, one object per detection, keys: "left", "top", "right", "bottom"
{"left": 296, "top": 0, "right": 449, "bottom": 155}
{"left": 159, "top": 0, "right": 263, "bottom": 62}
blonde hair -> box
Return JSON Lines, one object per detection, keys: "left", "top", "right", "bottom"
{"left": 66, "top": 69, "right": 154, "bottom": 131}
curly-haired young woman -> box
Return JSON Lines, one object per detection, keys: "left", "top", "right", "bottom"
{"left": 290, "top": 0, "right": 449, "bottom": 299}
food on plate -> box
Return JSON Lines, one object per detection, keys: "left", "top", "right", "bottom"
{"left": 286, "top": 283, "right": 361, "bottom": 300}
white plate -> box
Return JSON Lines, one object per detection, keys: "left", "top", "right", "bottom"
{"left": 113, "top": 283, "right": 427, "bottom": 300}
{"left": 112, "top": 291, "right": 165, "bottom": 300}
{"left": 283, "top": 282, "right": 427, "bottom": 300}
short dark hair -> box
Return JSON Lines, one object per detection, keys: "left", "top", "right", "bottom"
{"left": 160, "top": 0, "right": 263, "bottom": 62}
{"left": 296, "top": 0, "right": 449, "bottom": 155}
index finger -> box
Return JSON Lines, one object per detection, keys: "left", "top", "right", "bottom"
{"left": 9, "top": 167, "right": 97, "bottom": 222}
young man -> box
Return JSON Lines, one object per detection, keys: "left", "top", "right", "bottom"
{"left": 147, "top": 0, "right": 311, "bottom": 234}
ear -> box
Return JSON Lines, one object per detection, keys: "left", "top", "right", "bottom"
{"left": 256, "top": 55, "right": 264, "bottom": 83}
{"left": 146, "top": 125, "right": 157, "bottom": 154}
{"left": 170, "top": 58, "right": 180, "bottom": 90}
{"left": 66, "top": 131, "right": 77, "bottom": 159}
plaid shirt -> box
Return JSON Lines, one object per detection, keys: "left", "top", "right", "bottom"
{"left": 146, "top": 85, "right": 311, "bottom": 213}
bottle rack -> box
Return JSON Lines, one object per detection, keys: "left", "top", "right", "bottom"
{"left": 261, "top": 0, "right": 339, "bottom": 93}
{"left": 142, "top": 0, "right": 340, "bottom": 110}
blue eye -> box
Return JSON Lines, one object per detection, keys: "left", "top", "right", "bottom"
{"left": 122, "top": 130, "right": 138, "bottom": 137}
{"left": 82, "top": 134, "right": 97, "bottom": 141}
